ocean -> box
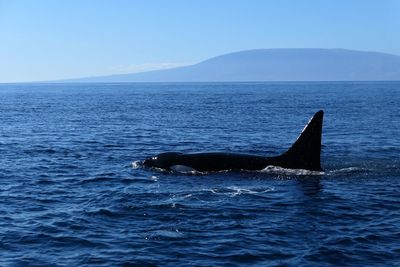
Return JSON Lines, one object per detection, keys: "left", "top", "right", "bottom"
{"left": 0, "top": 82, "right": 399, "bottom": 266}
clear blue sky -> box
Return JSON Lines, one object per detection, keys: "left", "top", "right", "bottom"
{"left": 1, "top": 0, "right": 399, "bottom": 82}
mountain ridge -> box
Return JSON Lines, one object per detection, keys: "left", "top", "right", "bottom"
{"left": 60, "top": 48, "right": 400, "bottom": 82}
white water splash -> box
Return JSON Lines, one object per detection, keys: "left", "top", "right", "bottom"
{"left": 207, "top": 186, "right": 275, "bottom": 197}
{"left": 261, "top": 165, "right": 325, "bottom": 176}
{"left": 327, "top": 167, "right": 371, "bottom": 175}
{"left": 130, "top": 160, "right": 142, "bottom": 169}
{"left": 150, "top": 175, "right": 158, "bottom": 181}
{"left": 227, "top": 186, "right": 275, "bottom": 196}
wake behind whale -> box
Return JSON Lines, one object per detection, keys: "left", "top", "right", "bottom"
{"left": 142, "top": 110, "right": 324, "bottom": 173}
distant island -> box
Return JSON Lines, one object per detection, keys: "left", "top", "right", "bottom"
{"left": 62, "top": 48, "right": 400, "bottom": 82}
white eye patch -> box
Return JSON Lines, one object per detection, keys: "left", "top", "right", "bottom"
{"left": 170, "top": 165, "right": 196, "bottom": 173}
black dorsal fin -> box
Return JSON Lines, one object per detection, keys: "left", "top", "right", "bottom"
{"left": 278, "top": 110, "right": 324, "bottom": 171}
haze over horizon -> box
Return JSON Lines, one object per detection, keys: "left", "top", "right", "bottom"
{"left": 1, "top": 0, "right": 399, "bottom": 83}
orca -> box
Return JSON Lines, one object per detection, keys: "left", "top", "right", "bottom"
{"left": 143, "top": 110, "right": 324, "bottom": 172}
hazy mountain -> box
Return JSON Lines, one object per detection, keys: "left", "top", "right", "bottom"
{"left": 64, "top": 49, "right": 400, "bottom": 82}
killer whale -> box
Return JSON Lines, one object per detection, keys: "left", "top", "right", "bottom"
{"left": 143, "top": 110, "right": 324, "bottom": 172}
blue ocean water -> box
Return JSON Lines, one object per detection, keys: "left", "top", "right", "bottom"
{"left": 0, "top": 82, "right": 399, "bottom": 266}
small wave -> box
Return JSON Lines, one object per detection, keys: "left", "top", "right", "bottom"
{"left": 84, "top": 208, "right": 121, "bottom": 218}
{"left": 145, "top": 229, "right": 184, "bottom": 240}
{"left": 104, "top": 144, "right": 124, "bottom": 148}
{"left": 35, "top": 179, "right": 56, "bottom": 185}
{"left": 165, "top": 193, "right": 194, "bottom": 206}
{"left": 261, "top": 165, "right": 325, "bottom": 176}
{"left": 119, "top": 178, "right": 156, "bottom": 184}
{"left": 227, "top": 186, "right": 275, "bottom": 196}
{"left": 150, "top": 175, "right": 158, "bottom": 181}
{"left": 207, "top": 186, "right": 275, "bottom": 197}
{"left": 327, "top": 167, "right": 372, "bottom": 174}
{"left": 78, "top": 177, "right": 114, "bottom": 184}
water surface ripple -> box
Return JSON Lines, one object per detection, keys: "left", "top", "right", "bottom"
{"left": 0, "top": 82, "right": 399, "bottom": 266}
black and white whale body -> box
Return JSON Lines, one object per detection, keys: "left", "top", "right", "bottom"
{"left": 143, "top": 110, "right": 324, "bottom": 172}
